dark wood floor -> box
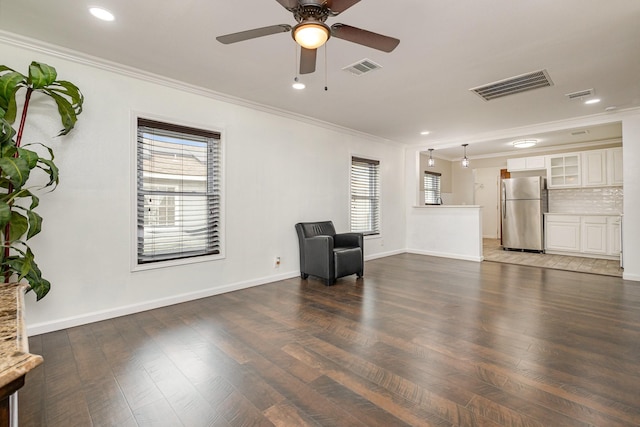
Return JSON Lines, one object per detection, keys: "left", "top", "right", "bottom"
{"left": 19, "top": 253, "right": 640, "bottom": 426}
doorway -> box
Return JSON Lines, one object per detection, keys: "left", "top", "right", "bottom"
{"left": 473, "top": 167, "right": 501, "bottom": 239}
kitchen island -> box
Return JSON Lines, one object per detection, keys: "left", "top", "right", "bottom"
{"left": 0, "top": 283, "right": 43, "bottom": 427}
{"left": 407, "top": 205, "right": 483, "bottom": 261}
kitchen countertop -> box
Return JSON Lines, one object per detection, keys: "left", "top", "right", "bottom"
{"left": 544, "top": 212, "right": 621, "bottom": 216}
{"left": 0, "top": 283, "right": 43, "bottom": 389}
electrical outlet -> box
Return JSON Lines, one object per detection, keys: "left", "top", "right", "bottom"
{"left": 275, "top": 256, "right": 281, "bottom": 268}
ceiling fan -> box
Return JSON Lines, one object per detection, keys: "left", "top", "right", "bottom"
{"left": 216, "top": 0, "right": 400, "bottom": 74}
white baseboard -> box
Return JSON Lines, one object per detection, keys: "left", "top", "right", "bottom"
{"left": 406, "top": 248, "right": 483, "bottom": 262}
{"left": 27, "top": 270, "right": 300, "bottom": 336}
{"left": 365, "top": 249, "right": 405, "bottom": 261}
{"left": 623, "top": 272, "right": 640, "bottom": 282}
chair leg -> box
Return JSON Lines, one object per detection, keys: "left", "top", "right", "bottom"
{"left": 325, "top": 278, "right": 335, "bottom": 286}
{"left": 301, "top": 273, "right": 309, "bottom": 279}
{"left": 357, "top": 272, "right": 363, "bottom": 278}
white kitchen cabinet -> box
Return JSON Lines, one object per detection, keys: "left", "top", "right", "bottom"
{"left": 545, "top": 214, "right": 621, "bottom": 260}
{"left": 581, "top": 216, "right": 607, "bottom": 255}
{"left": 507, "top": 155, "right": 546, "bottom": 172}
{"left": 545, "top": 215, "right": 580, "bottom": 252}
{"left": 547, "top": 153, "right": 581, "bottom": 188}
{"left": 607, "top": 216, "right": 621, "bottom": 256}
{"left": 582, "top": 150, "right": 607, "bottom": 187}
{"left": 607, "top": 147, "right": 623, "bottom": 185}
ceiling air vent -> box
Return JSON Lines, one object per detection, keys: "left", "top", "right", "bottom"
{"left": 571, "top": 130, "right": 590, "bottom": 136}
{"left": 565, "top": 89, "right": 595, "bottom": 100}
{"left": 470, "top": 69, "right": 553, "bottom": 101}
{"left": 342, "top": 58, "right": 382, "bottom": 76}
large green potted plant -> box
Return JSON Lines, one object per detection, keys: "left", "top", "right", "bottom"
{"left": 0, "top": 61, "right": 83, "bottom": 300}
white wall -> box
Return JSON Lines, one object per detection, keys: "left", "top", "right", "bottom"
{"left": 0, "top": 40, "right": 407, "bottom": 334}
{"left": 622, "top": 114, "right": 640, "bottom": 280}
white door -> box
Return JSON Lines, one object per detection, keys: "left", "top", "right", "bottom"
{"left": 473, "top": 167, "right": 501, "bottom": 239}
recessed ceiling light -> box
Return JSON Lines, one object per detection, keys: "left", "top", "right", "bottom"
{"left": 512, "top": 139, "right": 537, "bottom": 148}
{"left": 89, "top": 7, "right": 115, "bottom": 21}
{"left": 420, "top": 131, "right": 430, "bottom": 135}
{"left": 584, "top": 98, "right": 601, "bottom": 105}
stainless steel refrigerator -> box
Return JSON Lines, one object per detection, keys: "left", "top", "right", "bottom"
{"left": 501, "top": 176, "right": 547, "bottom": 252}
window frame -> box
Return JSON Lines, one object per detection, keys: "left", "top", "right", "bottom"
{"left": 349, "top": 155, "right": 381, "bottom": 236}
{"left": 424, "top": 170, "right": 442, "bottom": 205}
{"left": 131, "top": 113, "right": 225, "bottom": 271}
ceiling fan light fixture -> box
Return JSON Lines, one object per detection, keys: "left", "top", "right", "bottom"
{"left": 292, "top": 77, "right": 305, "bottom": 90}
{"left": 293, "top": 22, "right": 330, "bottom": 49}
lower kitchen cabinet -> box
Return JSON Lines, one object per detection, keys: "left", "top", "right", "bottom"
{"left": 545, "top": 215, "right": 580, "bottom": 252}
{"left": 581, "top": 216, "right": 607, "bottom": 255}
{"left": 545, "top": 214, "right": 621, "bottom": 260}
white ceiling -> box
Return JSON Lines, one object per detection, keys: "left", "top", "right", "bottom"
{"left": 1, "top": 0, "right": 638, "bottom": 157}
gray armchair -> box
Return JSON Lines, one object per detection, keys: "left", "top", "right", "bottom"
{"left": 295, "top": 221, "right": 364, "bottom": 286}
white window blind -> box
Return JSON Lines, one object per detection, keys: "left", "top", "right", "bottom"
{"left": 424, "top": 171, "right": 442, "bottom": 205}
{"left": 350, "top": 157, "right": 380, "bottom": 235}
{"left": 137, "top": 118, "right": 221, "bottom": 264}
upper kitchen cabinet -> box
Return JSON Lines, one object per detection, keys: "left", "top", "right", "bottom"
{"left": 547, "top": 153, "right": 581, "bottom": 188}
{"left": 507, "top": 155, "right": 546, "bottom": 172}
{"left": 547, "top": 148, "right": 622, "bottom": 189}
{"left": 607, "top": 147, "right": 623, "bottom": 186}
{"left": 582, "top": 149, "right": 607, "bottom": 186}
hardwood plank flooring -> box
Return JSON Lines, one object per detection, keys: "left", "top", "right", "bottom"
{"left": 19, "top": 254, "right": 640, "bottom": 426}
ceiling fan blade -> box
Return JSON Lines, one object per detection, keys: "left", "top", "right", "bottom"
{"left": 274, "top": 0, "right": 299, "bottom": 10}
{"left": 216, "top": 24, "right": 292, "bottom": 44}
{"left": 326, "top": 0, "right": 361, "bottom": 14}
{"left": 300, "top": 47, "right": 317, "bottom": 74}
{"left": 330, "top": 23, "right": 400, "bottom": 52}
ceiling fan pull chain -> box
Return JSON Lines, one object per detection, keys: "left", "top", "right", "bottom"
{"left": 324, "top": 43, "right": 328, "bottom": 91}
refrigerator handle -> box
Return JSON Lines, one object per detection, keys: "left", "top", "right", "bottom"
{"left": 501, "top": 181, "right": 506, "bottom": 219}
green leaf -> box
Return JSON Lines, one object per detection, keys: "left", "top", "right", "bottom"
{"left": 0, "top": 156, "right": 30, "bottom": 188}
{"left": 17, "top": 147, "right": 39, "bottom": 169}
{"left": 0, "top": 116, "right": 16, "bottom": 145}
{"left": 0, "top": 71, "right": 25, "bottom": 114}
{"left": 28, "top": 61, "right": 57, "bottom": 89}
{"left": 44, "top": 90, "right": 80, "bottom": 136}
{"left": 26, "top": 209, "right": 42, "bottom": 239}
{"left": 8, "top": 210, "right": 28, "bottom": 242}
{"left": 0, "top": 201, "right": 10, "bottom": 228}
{"left": 36, "top": 157, "right": 60, "bottom": 188}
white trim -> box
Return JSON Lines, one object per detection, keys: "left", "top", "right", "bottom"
{"left": 130, "top": 111, "right": 227, "bottom": 272}
{"left": 0, "top": 30, "right": 400, "bottom": 149}
{"left": 623, "top": 272, "right": 640, "bottom": 281}
{"left": 364, "top": 249, "right": 405, "bottom": 261}
{"left": 406, "top": 248, "right": 484, "bottom": 262}
{"left": 27, "top": 270, "right": 300, "bottom": 336}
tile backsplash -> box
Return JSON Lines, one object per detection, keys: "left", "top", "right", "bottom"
{"left": 549, "top": 187, "right": 623, "bottom": 214}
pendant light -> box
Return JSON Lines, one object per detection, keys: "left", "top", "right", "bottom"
{"left": 461, "top": 144, "right": 470, "bottom": 168}
{"left": 427, "top": 148, "right": 435, "bottom": 167}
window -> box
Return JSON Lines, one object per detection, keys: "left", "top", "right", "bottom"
{"left": 424, "top": 171, "right": 442, "bottom": 205}
{"left": 350, "top": 157, "right": 380, "bottom": 235}
{"left": 137, "top": 118, "right": 222, "bottom": 264}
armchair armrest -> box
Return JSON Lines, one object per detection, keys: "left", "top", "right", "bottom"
{"left": 303, "top": 236, "right": 335, "bottom": 280}
{"left": 334, "top": 232, "right": 363, "bottom": 249}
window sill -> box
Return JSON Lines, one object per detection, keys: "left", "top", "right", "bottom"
{"left": 132, "top": 252, "right": 225, "bottom": 272}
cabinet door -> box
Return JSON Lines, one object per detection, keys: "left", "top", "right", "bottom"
{"left": 545, "top": 216, "right": 580, "bottom": 252}
{"left": 507, "top": 157, "right": 527, "bottom": 171}
{"left": 582, "top": 150, "right": 607, "bottom": 187}
{"left": 547, "top": 154, "right": 581, "bottom": 188}
{"left": 581, "top": 216, "right": 607, "bottom": 254}
{"left": 607, "top": 216, "right": 621, "bottom": 256}
{"left": 607, "top": 147, "right": 623, "bottom": 185}
{"left": 525, "top": 156, "right": 546, "bottom": 170}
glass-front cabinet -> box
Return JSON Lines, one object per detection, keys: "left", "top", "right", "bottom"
{"left": 547, "top": 153, "right": 581, "bottom": 188}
